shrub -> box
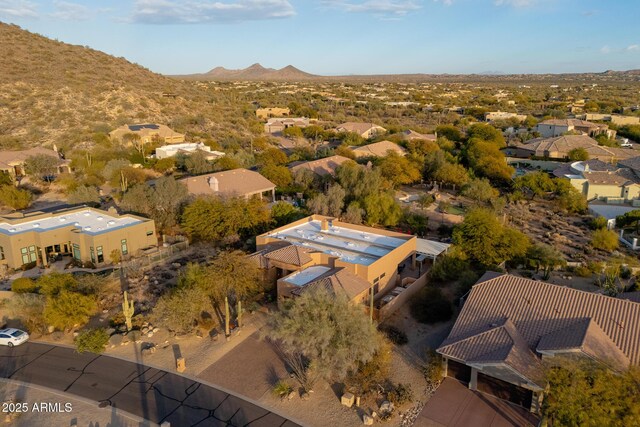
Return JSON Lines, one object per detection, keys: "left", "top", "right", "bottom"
{"left": 378, "top": 324, "right": 408, "bottom": 345}
{"left": 11, "top": 277, "right": 38, "bottom": 293}
{"left": 387, "top": 383, "right": 414, "bottom": 406}
{"left": 410, "top": 287, "right": 453, "bottom": 324}
{"left": 591, "top": 229, "right": 619, "bottom": 251}
{"left": 429, "top": 251, "right": 471, "bottom": 284}
{"left": 272, "top": 381, "right": 293, "bottom": 399}
{"left": 8, "top": 293, "right": 47, "bottom": 334}
{"left": 422, "top": 349, "right": 444, "bottom": 387}
{"left": 44, "top": 290, "right": 97, "bottom": 331}
{"left": 589, "top": 216, "right": 608, "bottom": 230}
{"left": 74, "top": 328, "right": 110, "bottom": 353}
{"left": 573, "top": 265, "right": 592, "bottom": 277}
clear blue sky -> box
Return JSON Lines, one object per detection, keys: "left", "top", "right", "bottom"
{"left": 1, "top": 0, "right": 639, "bottom": 75}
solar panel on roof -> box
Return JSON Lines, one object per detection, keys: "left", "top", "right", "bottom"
{"left": 128, "top": 124, "right": 159, "bottom": 131}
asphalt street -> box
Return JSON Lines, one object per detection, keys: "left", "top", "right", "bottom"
{"left": 0, "top": 342, "right": 301, "bottom": 427}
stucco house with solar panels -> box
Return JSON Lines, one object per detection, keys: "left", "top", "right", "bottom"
{"left": 0, "top": 206, "right": 157, "bottom": 270}
{"left": 251, "top": 215, "right": 418, "bottom": 304}
{"left": 109, "top": 124, "right": 185, "bottom": 144}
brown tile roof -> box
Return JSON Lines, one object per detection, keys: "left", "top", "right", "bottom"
{"left": 618, "top": 155, "right": 640, "bottom": 172}
{"left": 438, "top": 274, "right": 640, "bottom": 372}
{"left": 291, "top": 267, "right": 372, "bottom": 300}
{"left": 402, "top": 130, "right": 437, "bottom": 141}
{"left": 263, "top": 244, "right": 314, "bottom": 266}
{"left": 351, "top": 140, "right": 406, "bottom": 158}
{"left": 517, "top": 135, "right": 635, "bottom": 160}
{"left": 583, "top": 168, "right": 640, "bottom": 186}
{"left": 536, "top": 317, "right": 630, "bottom": 369}
{"left": 289, "top": 155, "right": 351, "bottom": 177}
{"left": 335, "top": 122, "right": 386, "bottom": 135}
{"left": 0, "top": 147, "right": 66, "bottom": 170}
{"left": 179, "top": 168, "right": 276, "bottom": 197}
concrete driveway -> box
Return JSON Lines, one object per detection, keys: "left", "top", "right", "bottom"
{"left": 0, "top": 342, "right": 300, "bottom": 427}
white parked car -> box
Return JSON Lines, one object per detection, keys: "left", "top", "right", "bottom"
{"left": 0, "top": 328, "right": 29, "bottom": 347}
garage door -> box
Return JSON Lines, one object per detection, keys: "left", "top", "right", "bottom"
{"left": 446, "top": 360, "right": 471, "bottom": 385}
{"left": 477, "top": 373, "right": 533, "bottom": 408}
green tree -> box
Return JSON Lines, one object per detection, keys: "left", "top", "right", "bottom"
{"left": 44, "top": 290, "right": 97, "bottom": 331}
{"left": 462, "top": 178, "right": 499, "bottom": 203}
{"left": 467, "top": 123, "right": 506, "bottom": 147}
{"left": 363, "top": 192, "right": 402, "bottom": 226}
{"left": 0, "top": 185, "right": 32, "bottom": 210}
{"left": 153, "top": 157, "right": 176, "bottom": 173}
{"left": 568, "top": 147, "right": 589, "bottom": 161}
{"left": 282, "top": 126, "right": 304, "bottom": 139}
{"left": 37, "top": 272, "right": 77, "bottom": 296}
{"left": 433, "top": 162, "right": 469, "bottom": 187}
{"left": 268, "top": 288, "right": 380, "bottom": 392}
{"left": 616, "top": 209, "right": 640, "bottom": 233}
{"left": 343, "top": 202, "right": 364, "bottom": 224}
{"left": 256, "top": 148, "right": 288, "bottom": 166}
{"left": 453, "top": 208, "right": 529, "bottom": 267}
{"left": 526, "top": 243, "right": 566, "bottom": 280}
{"left": 307, "top": 185, "right": 346, "bottom": 217}
{"left": 121, "top": 176, "right": 189, "bottom": 233}
{"left": 591, "top": 228, "right": 619, "bottom": 251}
{"left": 543, "top": 362, "right": 640, "bottom": 427}
{"left": 435, "top": 125, "right": 462, "bottom": 142}
{"left": 181, "top": 196, "right": 270, "bottom": 244}
{"left": 152, "top": 285, "right": 209, "bottom": 334}
{"left": 554, "top": 179, "right": 587, "bottom": 214}
{"left": 271, "top": 201, "right": 303, "bottom": 227}
{"left": 513, "top": 171, "right": 556, "bottom": 199}
{"left": 184, "top": 150, "right": 214, "bottom": 175}
{"left": 378, "top": 152, "right": 422, "bottom": 187}
{"left": 24, "top": 154, "right": 58, "bottom": 181}
{"left": 74, "top": 328, "right": 110, "bottom": 353}
{"left": 8, "top": 293, "right": 47, "bottom": 334}
{"left": 260, "top": 164, "right": 292, "bottom": 188}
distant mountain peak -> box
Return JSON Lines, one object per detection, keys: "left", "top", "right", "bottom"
{"left": 194, "top": 63, "right": 317, "bottom": 81}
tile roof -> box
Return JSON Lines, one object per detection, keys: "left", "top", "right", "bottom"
{"left": 289, "top": 155, "right": 351, "bottom": 177}
{"left": 290, "top": 267, "right": 372, "bottom": 300}
{"left": 539, "top": 119, "right": 605, "bottom": 129}
{"left": 336, "top": 122, "right": 386, "bottom": 135}
{"left": 618, "top": 155, "right": 640, "bottom": 172}
{"left": 402, "top": 130, "right": 437, "bottom": 141}
{"left": 583, "top": 168, "right": 640, "bottom": 186}
{"left": 552, "top": 159, "right": 617, "bottom": 178}
{"left": 351, "top": 140, "right": 406, "bottom": 158}
{"left": 517, "top": 135, "right": 635, "bottom": 160}
{"left": 438, "top": 274, "right": 640, "bottom": 375}
{"left": 0, "top": 147, "right": 67, "bottom": 170}
{"left": 179, "top": 168, "right": 276, "bottom": 197}
{"left": 263, "top": 244, "right": 314, "bottom": 266}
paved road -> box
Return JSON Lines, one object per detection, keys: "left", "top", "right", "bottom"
{"left": 0, "top": 342, "right": 301, "bottom": 427}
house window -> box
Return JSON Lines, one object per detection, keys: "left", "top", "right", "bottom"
{"left": 121, "top": 239, "right": 128, "bottom": 256}
{"left": 20, "top": 245, "right": 38, "bottom": 264}
{"left": 380, "top": 273, "right": 386, "bottom": 278}
{"left": 0, "top": 246, "right": 4, "bottom": 260}
{"left": 90, "top": 247, "right": 95, "bottom": 264}
{"left": 146, "top": 231, "right": 153, "bottom": 236}
{"left": 373, "top": 277, "right": 379, "bottom": 284}
{"left": 97, "top": 246, "right": 104, "bottom": 263}
{"left": 72, "top": 244, "right": 81, "bottom": 261}
{"left": 54, "top": 244, "right": 61, "bottom": 253}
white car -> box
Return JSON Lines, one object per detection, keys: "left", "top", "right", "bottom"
{"left": 0, "top": 328, "right": 29, "bottom": 347}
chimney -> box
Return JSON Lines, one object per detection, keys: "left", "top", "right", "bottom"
{"left": 321, "top": 219, "right": 329, "bottom": 231}
{"left": 584, "top": 163, "right": 590, "bottom": 172}
{"left": 208, "top": 176, "right": 219, "bottom": 192}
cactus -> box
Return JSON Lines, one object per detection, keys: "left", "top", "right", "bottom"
{"left": 122, "top": 291, "right": 134, "bottom": 331}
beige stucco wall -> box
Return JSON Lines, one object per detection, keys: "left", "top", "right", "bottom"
{"left": 0, "top": 214, "right": 157, "bottom": 270}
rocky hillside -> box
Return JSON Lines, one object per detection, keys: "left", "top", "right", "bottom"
{"left": 0, "top": 23, "right": 253, "bottom": 150}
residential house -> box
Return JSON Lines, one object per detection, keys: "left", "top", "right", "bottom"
{"left": 535, "top": 119, "right": 615, "bottom": 139}
{"left": 335, "top": 122, "right": 387, "bottom": 139}
{"left": 179, "top": 168, "right": 276, "bottom": 201}
{"left": 264, "top": 117, "right": 310, "bottom": 134}
{"left": 508, "top": 135, "right": 634, "bottom": 162}
{"left": 0, "top": 147, "right": 70, "bottom": 178}
{"left": 155, "top": 143, "right": 225, "bottom": 160}
{"left": 256, "top": 107, "right": 290, "bottom": 120}
{"left": 252, "top": 215, "right": 417, "bottom": 304}
{"left": 583, "top": 114, "right": 640, "bottom": 126}
{"left": 351, "top": 140, "right": 406, "bottom": 158}
{"left": 484, "top": 111, "right": 527, "bottom": 122}
{"left": 0, "top": 207, "right": 156, "bottom": 270}
{"left": 401, "top": 130, "right": 437, "bottom": 142}
{"left": 289, "top": 155, "right": 351, "bottom": 177}
{"left": 109, "top": 124, "right": 185, "bottom": 144}
{"left": 553, "top": 159, "right": 640, "bottom": 202}
{"left": 437, "top": 273, "right": 640, "bottom": 414}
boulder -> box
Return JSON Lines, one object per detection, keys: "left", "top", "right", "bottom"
{"left": 363, "top": 414, "right": 374, "bottom": 425}
{"left": 341, "top": 392, "right": 355, "bottom": 408}
{"left": 109, "top": 334, "right": 124, "bottom": 347}
{"left": 380, "top": 401, "right": 394, "bottom": 413}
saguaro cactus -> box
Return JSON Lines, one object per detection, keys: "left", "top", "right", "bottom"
{"left": 122, "top": 291, "right": 135, "bottom": 331}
